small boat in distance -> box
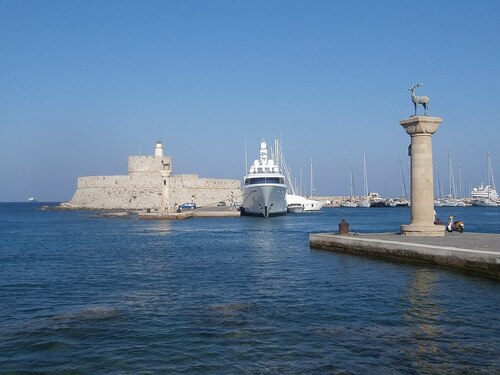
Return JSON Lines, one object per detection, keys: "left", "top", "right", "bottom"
{"left": 28, "top": 197, "right": 38, "bottom": 202}
{"left": 241, "top": 139, "right": 287, "bottom": 217}
{"left": 341, "top": 200, "right": 358, "bottom": 208}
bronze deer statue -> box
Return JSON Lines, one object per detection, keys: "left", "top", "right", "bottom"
{"left": 409, "top": 83, "right": 430, "bottom": 116}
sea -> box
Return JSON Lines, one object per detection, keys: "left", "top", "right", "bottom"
{"left": 1, "top": 202, "right": 499, "bottom": 374}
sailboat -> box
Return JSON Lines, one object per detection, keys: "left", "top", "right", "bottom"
{"left": 434, "top": 161, "right": 443, "bottom": 207}
{"left": 456, "top": 162, "right": 466, "bottom": 206}
{"left": 280, "top": 145, "right": 324, "bottom": 212}
{"left": 341, "top": 157, "right": 358, "bottom": 207}
{"left": 441, "top": 153, "right": 458, "bottom": 207}
{"left": 357, "top": 153, "right": 370, "bottom": 208}
{"left": 394, "top": 158, "right": 410, "bottom": 207}
{"left": 471, "top": 153, "right": 498, "bottom": 206}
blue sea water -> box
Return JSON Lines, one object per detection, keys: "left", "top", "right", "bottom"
{"left": 0, "top": 203, "right": 499, "bottom": 374}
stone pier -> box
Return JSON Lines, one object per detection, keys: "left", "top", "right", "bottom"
{"left": 400, "top": 116, "right": 444, "bottom": 236}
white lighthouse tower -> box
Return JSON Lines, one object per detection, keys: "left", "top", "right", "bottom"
{"left": 154, "top": 140, "right": 164, "bottom": 157}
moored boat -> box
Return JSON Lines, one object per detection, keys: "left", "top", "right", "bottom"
{"left": 241, "top": 139, "right": 287, "bottom": 217}
{"left": 471, "top": 153, "right": 497, "bottom": 207}
{"left": 287, "top": 203, "right": 304, "bottom": 213}
{"left": 286, "top": 193, "right": 324, "bottom": 211}
{"left": 340, "top": 200, "right": 358, "bottom": 208}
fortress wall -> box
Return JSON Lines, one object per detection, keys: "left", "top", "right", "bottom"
{"left": 77, "top": 176, "right": 129, "bottom": 189}
{"left": 77, "top": 175, "right": 162, "bottom": 189}
{"left": 68, "top": 185, "right": 163, "bottom": 210}
{"left": 65, "top": 141, "right": 241, "bottom": 211}
{"left": 128, "top": 155, "right": 173, "bottom": 176}
{"left": 170, "top": 176, "right": 241, "bottom": 207}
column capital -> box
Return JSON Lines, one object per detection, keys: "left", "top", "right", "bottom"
{"left": 400, "top": 116, "right": 443, "bottom": 136}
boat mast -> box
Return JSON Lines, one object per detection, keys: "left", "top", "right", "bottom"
{"left": 399, "top": 158, "right": 408, "bottom": 199}
{"left": 278, "top": 139, "right": 296, "bottom": 195}
{"left": 363, "top": 153, "right": 368, "bottom": 198}
{"left": 448, "top": 153, "right": 456, "bottom": 199}
{"left": 488, "top": 152, "right": 496, "bottom": 190}
{"left": 348, "top": 156, "right": 356, "bottom": 198}
{"left": 274, "top": 139, "right": 279, "bottom": 170}
{"left": 458, "top": 162, "right": 462, "bottom": 199}
{"left": 310, "top": 159, "right": 313, "bottom": 197}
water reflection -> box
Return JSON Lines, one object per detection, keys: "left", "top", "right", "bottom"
{"left": 146, "top": 220, "right": 172, "bottom": 235}
{"left": 404, "top": 268, "right": 447, "bottom": 373}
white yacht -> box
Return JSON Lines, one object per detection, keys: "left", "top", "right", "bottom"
{"left": 471, "top": 154, "right": 498, "bottom": 206}
{"left": 241, "top": 139, "right": 287, "bottom": 217}
{"left": 286, "top": 194, "right": 325, "bottom": 211}
{"left": 471, "top": 184, "right": 498, "bottom": 206}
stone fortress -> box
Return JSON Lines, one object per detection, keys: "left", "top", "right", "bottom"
{"left": 65, "top": 140, "right": 241, "bottom": 212}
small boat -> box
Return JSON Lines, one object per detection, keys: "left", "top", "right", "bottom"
{"left": 369, "top": 197, "right": 386, "bottom": 207}
{"left": 441, "top": 197, "right": 458, "bottom": 207}
{"left": 286, "top": 194, "right": 324, "bottom": 211}
{"left": 394, "top": 198, "right": 409, "bottom": 207}
{"left": 287, "top": 203, "right": 304, "bottom": 213}
{"left": 241, "top": 139, "right": 287, "bottom": 217}
{"left": 28, "top": 197, "right": 38, "bottom": 202}
{"left": 341, "top": 200, "right": 358, "bottom": 208}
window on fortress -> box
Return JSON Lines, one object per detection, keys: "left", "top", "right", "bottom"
{"left": 164, "top": 180, "right": 166, "bottom": 185}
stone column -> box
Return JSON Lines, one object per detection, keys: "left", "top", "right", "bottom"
{"left": 400, "top": 116, "right": 444, "bottom": 236}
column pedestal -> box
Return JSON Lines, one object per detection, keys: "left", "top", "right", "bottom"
{"left": 400, "top": 116, "right": 445, "bottom": 236}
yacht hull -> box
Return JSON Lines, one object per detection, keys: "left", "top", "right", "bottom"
{"left": 286, "top": 194, "right": 324, "bottom": 211}
{"left": 241, "top": 184, "right": 287, "bottom": 217}
{"left": 473, "top": 200, "right": 497, "bottom": 207}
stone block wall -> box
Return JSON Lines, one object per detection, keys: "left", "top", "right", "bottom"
{"left": 128, "top": 155, "right": 172, "bottom": 177}
{"left": 169, "top": 175, "right": 241, "bottom": 208}
{"left": 66, "top": 146, "right": 241, "bottom": 211}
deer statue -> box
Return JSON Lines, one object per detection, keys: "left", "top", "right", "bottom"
{"left": 409, "top": 83, "right": 430, "bottom": 116}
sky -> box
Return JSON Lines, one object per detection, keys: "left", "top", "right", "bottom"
{"left": 1, "top": 0, "right": 499, "bottom": 202}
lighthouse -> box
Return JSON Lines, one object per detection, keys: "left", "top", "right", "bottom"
{"left": 154, "top": 140, "right": 164, "bottom": 157}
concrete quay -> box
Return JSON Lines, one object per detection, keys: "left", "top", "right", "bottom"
{"left": 139, "top": 206, "right": 240, "bottom": 220}
{"left": 310, "top": 232, "right": 500, "bottom": 280}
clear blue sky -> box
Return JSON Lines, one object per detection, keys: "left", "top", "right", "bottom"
{"left": 1, "top": 0, "right": 499, "bottom": 202}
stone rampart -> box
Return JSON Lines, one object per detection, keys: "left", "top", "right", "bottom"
{"left": 170, "top": 176, "right": 241, "bottom": 208}
{"left": 77, "top": 176, "right": 129, "bottom": 189}
{"left": 65, "top": 141, "right": 241, "bottom": 211}
{"left": 128, "top": 155, "right": 172, "bottom": 177}
{"left": 69, "top": 185, "right": 163, "bottom": 210}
